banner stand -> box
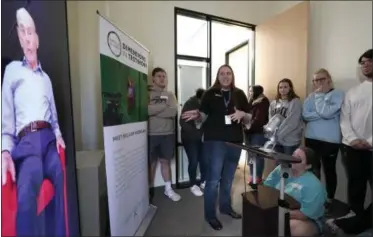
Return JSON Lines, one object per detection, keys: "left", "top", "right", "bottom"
{"left": 134, "top": 204, "right": 157, "bottom": 236}
{"left": 98, "top": 11, "right": 157, "bottom": 236}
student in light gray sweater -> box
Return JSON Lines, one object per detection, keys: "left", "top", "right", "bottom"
{"left": 148, "top": 67, "right": 181, "bottom": 202}
{"left": 269, "top": 78, "right": 303, "bottom": 155}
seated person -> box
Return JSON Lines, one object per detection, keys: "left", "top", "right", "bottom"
{"left": 264, "top": 147, "right": 327, "bottom": 236}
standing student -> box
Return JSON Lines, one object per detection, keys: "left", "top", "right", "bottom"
{"left": 148, "top": 67, "right": 181, "bottom": 202}
{"left": 340, "top": 49, "right": 372, "bottom": 218}
{"left": 179, "top": 88, "right": 206, "bottom": 196}
{"left": 181, "top": 65, "right": 251, "bottom": 231}
{"left": 245, "top": 85, "right": 270, "bottom": 185}
{"left": 302, "top": 68, "right": 344, "bottom": 213}
{"left": 269, "top": 78, "right": 303, "bottom": 155}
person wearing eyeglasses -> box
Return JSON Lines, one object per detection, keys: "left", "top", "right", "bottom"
{"left": 302, "top": 68, "right": 344, "bottom": 215}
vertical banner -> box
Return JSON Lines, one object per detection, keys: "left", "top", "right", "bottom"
{"left": 98, "top": 13, "right": 150, "bottom": 236}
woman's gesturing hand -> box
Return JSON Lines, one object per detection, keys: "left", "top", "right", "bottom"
{"left": 181, "top": 109, "right": 201, "bottom": 122}
{"left": 230, "top": 107, "right": 246, "bottom": 123}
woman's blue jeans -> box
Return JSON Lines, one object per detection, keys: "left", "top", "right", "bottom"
{"left": 248, "top": 133, "right": 267, "bottom": 179}
{"left": 203, "top": 141, "right": 241, "bottom": 220}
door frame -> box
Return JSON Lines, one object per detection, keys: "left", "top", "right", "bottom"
{"left": 225, "top": 40, "right": 252, "bottom": 93}
{"left": 174, "top": 7, "right": 256, "bottom": 189}
{"left": 225, "top": 40, "right": 249, "bottom": 64}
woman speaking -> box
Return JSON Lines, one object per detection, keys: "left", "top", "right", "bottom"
{"left": 181, "top": 65, "right": 251, "bottom": 231}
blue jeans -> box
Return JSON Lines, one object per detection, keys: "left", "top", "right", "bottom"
{"left": 203, "top": 141, "right": 241, "bottom": 220}
{"left": 275, "top": 144, "right": 299, "bottom": 155}
{"left": 248, "top": 133, "right": 267, "bottom": 179}
{"left": 182, "top": 139, "right": 206, "bottom": 186}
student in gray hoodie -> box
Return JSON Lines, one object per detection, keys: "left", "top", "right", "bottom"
{"left": 180, "top": 88, "right": 206, "bottom": 197}
{"left": 148, "top": 67, "right": 181, "bottom": 202}
{"left": 269, "top": 78, "right": 303, "bottom": 155}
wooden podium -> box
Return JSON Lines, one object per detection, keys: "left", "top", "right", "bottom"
{"left": 242, "top": 185, "right": 300, "bottom": 237}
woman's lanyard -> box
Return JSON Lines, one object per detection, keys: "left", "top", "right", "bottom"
{"left": 222, "top": 90, "right": 231, "bottom": 109}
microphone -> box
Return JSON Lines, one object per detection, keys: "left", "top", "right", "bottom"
{"left": 261, "top": 114, "right": 285, "bottom": 152}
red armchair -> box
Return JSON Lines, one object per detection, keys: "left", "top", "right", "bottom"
{"left": 1, "top": 146, "right": 69, "bottom": 236}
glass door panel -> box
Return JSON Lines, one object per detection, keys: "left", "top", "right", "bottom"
{"left": 176, "top": 59, "right": 208, "bottom": 183}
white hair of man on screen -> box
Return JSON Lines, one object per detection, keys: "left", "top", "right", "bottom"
{"left": 16, "top": 7, "right": 36, "bottom": 29}
{"left": 1, "top": 7, "right": 36, "bottom": 186}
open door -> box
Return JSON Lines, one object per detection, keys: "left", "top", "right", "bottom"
{"left": 255, "top": 1, "right": 309, "bottom": 100}
{"left": 255, "top": 2, "right": 309, "bottom": 177}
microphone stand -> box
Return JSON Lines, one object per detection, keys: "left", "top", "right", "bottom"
{"left": 234, "top": 126, "right": 295, "bottom": 237}
{"left": 278, "top": 163, "right": 291, "bottom": 237}
{"left": 263, "top": 128, "right": 290, "bottom": 237}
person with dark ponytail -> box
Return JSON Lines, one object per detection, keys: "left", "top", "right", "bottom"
{"left": 245, "top": 85, "right": 270, "bottom": 185}
{"left": 264, "top": 147, "right": 327, "bottom": 236}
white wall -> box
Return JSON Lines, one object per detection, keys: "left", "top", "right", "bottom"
{"left": 271, "top": 1, "right": 372, "bottom": 203}
{"left": 68, "top": 1, "right": 372, "bottom": 189}
{"left": 309, "top": 1, "right": 372, "bottom": 204}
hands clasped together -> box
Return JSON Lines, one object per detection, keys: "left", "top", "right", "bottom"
{"left": 350, "top": 139, "right": 372, "bottom": 150}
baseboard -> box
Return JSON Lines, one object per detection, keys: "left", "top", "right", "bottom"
{"left": 134, "top": 205, "right": 158, "bottom": 236}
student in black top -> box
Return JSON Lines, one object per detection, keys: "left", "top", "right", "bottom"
{"left": 181, "top": 65, "right": 251, "bottom": 231}
{"left": 245, "top": 85, "right": 270, "bottom": 185}
{"left": 179, "top": 88, "right": 206, "bottom": 196}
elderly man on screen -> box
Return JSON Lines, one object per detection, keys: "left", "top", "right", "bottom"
{"left": 1, "top": 8, "right": 66, "bottom": 237}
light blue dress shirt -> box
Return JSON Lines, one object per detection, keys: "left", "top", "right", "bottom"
{"left": 1, "top": 59, "right": 61, "bottom": 153}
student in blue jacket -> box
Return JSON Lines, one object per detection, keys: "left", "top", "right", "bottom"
{"left": 264, "top": 147, "right": 327, "bottom": 236}
{"left": 302, "top": 68, "right": 344, "bottom": 213}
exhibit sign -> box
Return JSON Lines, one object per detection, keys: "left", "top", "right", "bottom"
{"left": 98, "top": 13, "right": 150, "bottom": 236}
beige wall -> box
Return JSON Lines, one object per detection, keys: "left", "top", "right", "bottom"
{"left": 255, "top": 1, "right": 309, "bottom": 101}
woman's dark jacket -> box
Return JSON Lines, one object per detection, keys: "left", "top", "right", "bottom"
{"left": 245, "top": 95, "right": 270, "bottom": 134}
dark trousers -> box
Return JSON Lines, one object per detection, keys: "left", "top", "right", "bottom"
{"left": 341, "top": 144, "right": 372, "bottom": 215}
{"left": 12, "top": 128, "right": 66, "bottom": 237}
{"left": 203, "top": 141, "right": 241, "bottom": 220}
{"left": 182, "top": 139, "right": 206, "bottom": 186}
{"left": 335, "top": 203, "right": 372, "bottom": 234}
{"left": 305, "top": 138, "right": 340, "bottom": 200}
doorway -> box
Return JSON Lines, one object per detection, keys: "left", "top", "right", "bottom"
{"left": 174, "top": 8, "right": 255, "bottom": 188}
